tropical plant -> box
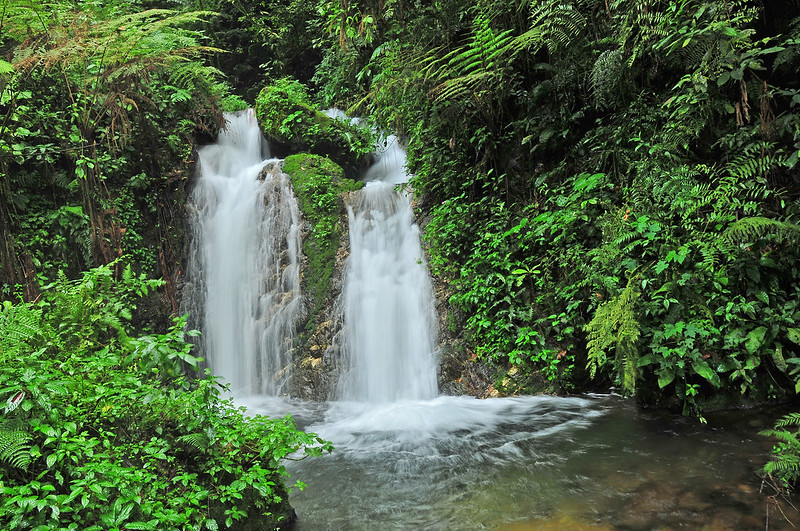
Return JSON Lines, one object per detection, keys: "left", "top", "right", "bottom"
{"left": 0, "top": 262, "right": 331, "bottom": 530}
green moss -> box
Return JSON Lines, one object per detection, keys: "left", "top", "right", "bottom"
{"left": 283, "top": 154, "right": 362, "bottom": 333}
{"left": 254, "top": 78, "right": 374, "bottom": 176}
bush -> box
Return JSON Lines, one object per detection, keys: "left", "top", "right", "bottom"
{"left": 0, "top": 263, "right": 331, "bottom": 530}
{"left": 254, "top": 78, "right": 374, "bottom": 176}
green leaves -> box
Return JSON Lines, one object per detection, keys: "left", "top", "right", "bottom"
{"left": 0, "top": 264, "right": 331, "bottom": 530}
{"left": 745, "top": 326, "right": 767, "bottom": 355}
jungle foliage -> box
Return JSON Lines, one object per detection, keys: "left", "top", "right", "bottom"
{"left": 3, "top": 0, "right": 800, "bottom": 519}
{"left": 311, "top": 0, "right": 800, "bottom": 414}
{"left": 0, "top": 262, "right": 331, "bottom": 530}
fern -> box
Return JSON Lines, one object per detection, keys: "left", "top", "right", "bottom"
{"left": 0, "top": 301, "right": 43, "bottom": 364}
{"left": 721, "top": 216, "right": 800, "bottom": 246}
{"left": 514, "top": 0, "right": 586, "bottom": 55}
{"left": 591, "top": 48, "right": 626, "bottom": 110}
{"left": 585, "top": 280, "right": 641, "bottom": 394}
{"left": 428, "top": 14, "right": 517, "bottom": 103}
{"left": 177, "top": 430, "right": 212, "bottom": 453}
{"left": 0, "top": 422, "right": 33, "bottom": 471}
{"left": 762, "top": 413, "right": 800, "bottom": 486}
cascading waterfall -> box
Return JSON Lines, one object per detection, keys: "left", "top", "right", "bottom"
{"left": 182, "top": 109, "right": 303, "bottom": 395}
{"left": 336, "top": 137, "right": 439, "bottom": 402}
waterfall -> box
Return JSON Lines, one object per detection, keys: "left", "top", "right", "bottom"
{"left": 337, "top": 138, "right": 439, "bottom": 402}
{"left": 182, "top": 109, "right": 303, "bottom": 395}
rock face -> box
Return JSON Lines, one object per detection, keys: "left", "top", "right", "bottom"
{"left": 277, "top": 154, "right": 360, "bottom": 399}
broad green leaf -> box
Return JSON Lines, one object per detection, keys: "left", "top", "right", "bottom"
{"left": 745, "top": 326, "right": 767, "bottom": 354}
{"left": 772, "top": 344, "right": 787, "bottom": 372}
{"left": 692, "top": 360, "right": 720, "bottom": 387}
{"left": 787, "top": 328, "right": 800, "bottom": 345}
{"left": 658, "top": 371, "right": 675, "bottom": 388}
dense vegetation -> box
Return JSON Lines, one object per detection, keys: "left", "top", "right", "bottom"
{"left": 3, "top": 0, "right": 800, "bottom": 522}
{"left": 0, "top": 263, "right": 331, "bottom": 529}
{"left": 311, "top": 0, "right": 800, "bottom": 416}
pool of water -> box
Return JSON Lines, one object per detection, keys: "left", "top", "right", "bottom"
{"left": 240, "top": 394, "right": 797, "bottom": 530}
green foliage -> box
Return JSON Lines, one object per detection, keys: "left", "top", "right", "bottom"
{"left": 313, "top": 0, "right": 800, "bottom": 411}
{"left": 1, "top": 0, "right": 232, "bottom": 296}
{"left": 586, "top": 280, "right": 641, "bottom": 393}
{"left": 255, "top": 78, "right": 375, "bottom": 176}
{"left": 0, "top": 263, "right": 331, "bottom": 530}
{"left": 762, "top": 413, "right": 800, "bottom": 487}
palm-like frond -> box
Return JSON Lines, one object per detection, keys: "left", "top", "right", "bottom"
{"left": 428, "top": 15, "right": 517, "bottom": 103}
{"left": 721, "top": 217, "right": 800, "bottom": 246}
{"left": 514, "top": 0, "right": 586, "bottom": 55}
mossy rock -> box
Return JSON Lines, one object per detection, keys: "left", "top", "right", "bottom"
{"left": 254, "top": 78, "right": 374, "bottom": 177}
{"left": 283, "top": 153, "right": 362, "bottom": 344}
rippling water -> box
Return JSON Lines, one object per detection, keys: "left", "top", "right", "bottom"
{"left": 239, "top": 394, "right": 794, "bottom": 530}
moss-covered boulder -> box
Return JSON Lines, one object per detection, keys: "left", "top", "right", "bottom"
{"left": 254, "top": 78, "right": 373, "bottom": 177}
{"left": 283, "top": 154, "right": 361, "bottom": 396}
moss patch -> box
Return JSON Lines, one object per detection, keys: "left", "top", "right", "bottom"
{"left": 254, "top": 78, "right": 374, "bottom": 176}
{"left": 284, "top": 153, "right": 362, "bottom": 337}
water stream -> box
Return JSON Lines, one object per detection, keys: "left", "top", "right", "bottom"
{"left": 336, "top": 178, "right": 438, "bottom": 402}
{"left": 186, "top": 112, "right": 790, "bottom": 530}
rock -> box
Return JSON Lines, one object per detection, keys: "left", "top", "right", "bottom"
{"left": 254, "top": 78, "right": 374, "bottom": 177}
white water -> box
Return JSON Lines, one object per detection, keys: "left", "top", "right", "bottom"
{"left": 182, "top": 109, "right": 303, "bottom": 395}
{"left": 336, "top": 141, "right": 438, "bottom": 402}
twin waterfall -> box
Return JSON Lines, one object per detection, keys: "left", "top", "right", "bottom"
{"left": 183, "top": 111, "right": 438, "bottom": 401}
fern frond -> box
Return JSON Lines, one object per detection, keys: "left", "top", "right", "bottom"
{"left": 514, "top": 0, "right": 586, "bottom": 55}
{"left": 772, "top": 412, "right": 800, "bottom": 429}
{"left": 721, "top": 217, "right": 800, "bottom": 246}
{"left": 591, "top": 48, "right": 626, "bottom": 110}
{"left": 428, "top": 15, "right": 517, "bottom": 103}
{"left": 585, "top": 281, "right": 641, "bottom": 393}
{"left": 177, "top": 432, "right": 210, "bottom": 453}
{"left": 0, "top": 423, "right": 33, "bottom": 471}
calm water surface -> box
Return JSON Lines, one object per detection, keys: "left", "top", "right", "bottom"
{"left": 241, "top": 394, "right": 796, "bottom": 530}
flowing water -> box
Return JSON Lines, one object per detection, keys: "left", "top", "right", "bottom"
{"left": 183, "top": 109, "right": 303, "bottom": 395}
{"left": 241, "top": 394, "right": 793, "bottom": 530}
{"left": 336, "top": 179, "right": 438, "bottom": 402}
{"left": 187, "top": 112, "right": 792, "bottom": 530}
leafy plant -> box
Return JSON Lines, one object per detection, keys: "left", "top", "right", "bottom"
{"left": 762, "top": 413, "right": 800, "bottom": 487}
{"left": 0, "top": 263, "right": 332, "bottom": 530}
